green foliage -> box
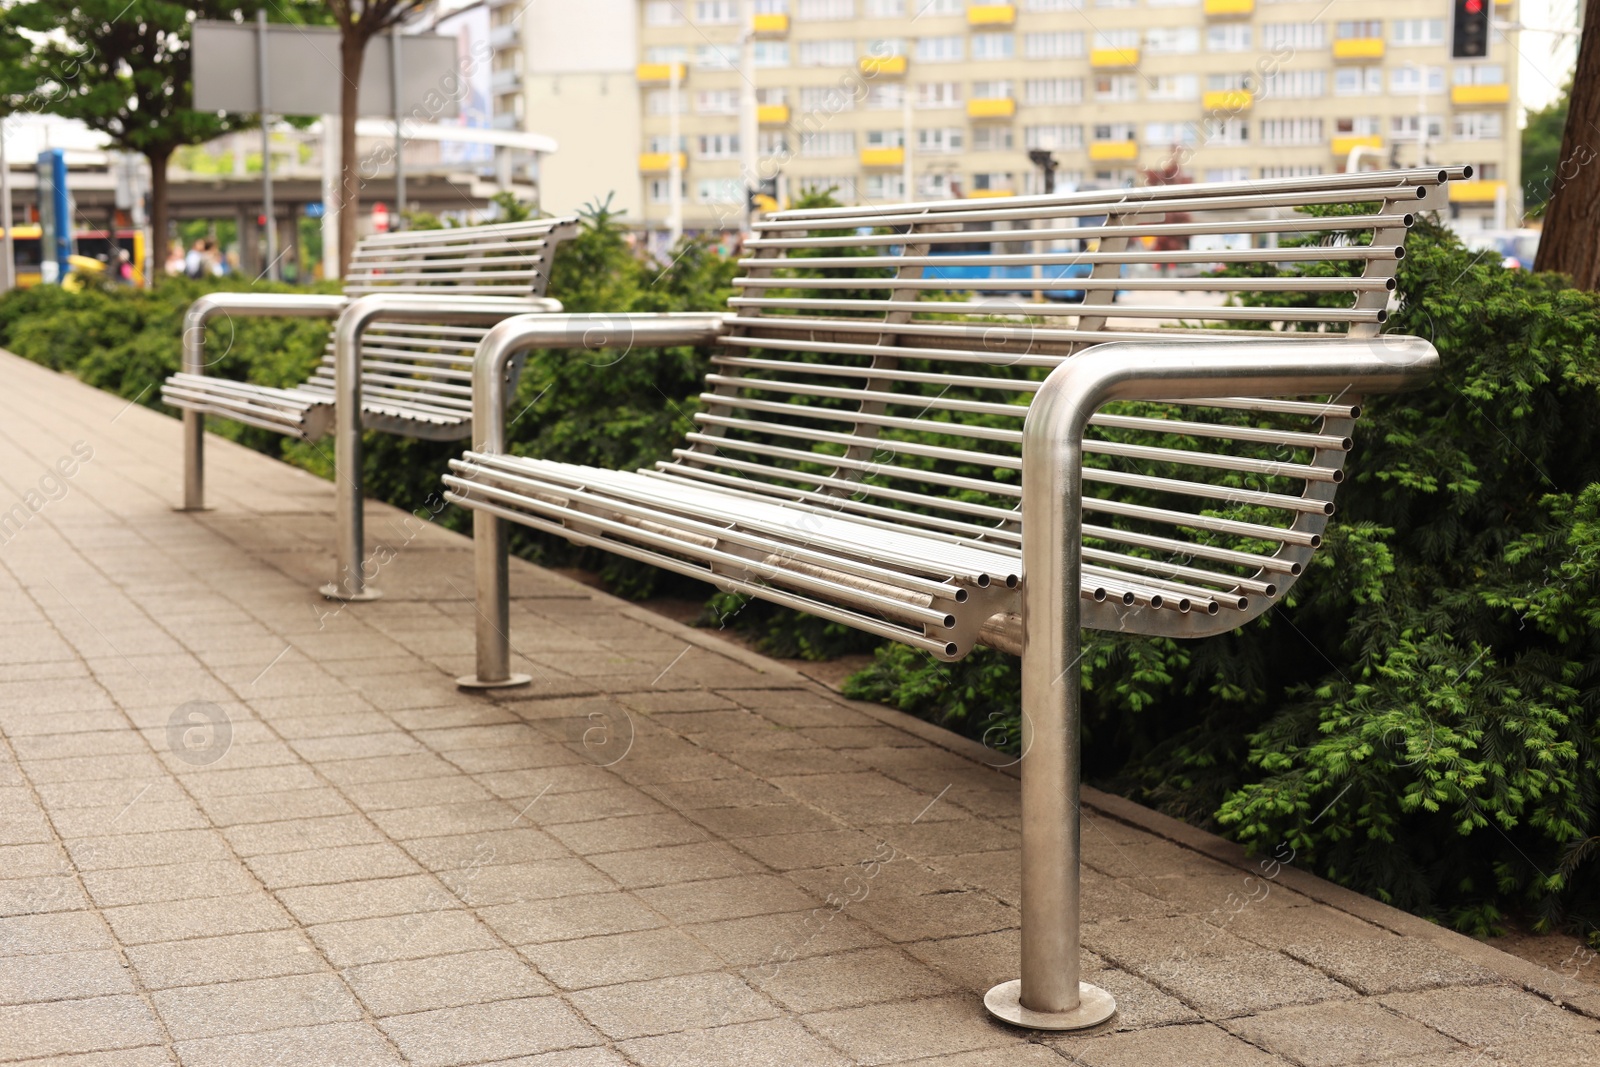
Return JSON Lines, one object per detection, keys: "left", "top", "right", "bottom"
{"left": 1522, "top": 82, "right": 1572, "bottom": 218}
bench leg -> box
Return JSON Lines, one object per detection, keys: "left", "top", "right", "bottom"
{"left": 456, "top": 508, "right": 531, "bottom": 689}
{"left": 179, "top": 410, "right": 206, "bottom": 511}
{"left": 986, "top": 390, "right": 1116, "bottom": 1031}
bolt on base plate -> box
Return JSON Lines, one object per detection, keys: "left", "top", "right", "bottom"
{"left": 984, "top": 980, "right": 1116, "bottom": 1031}
{"left": 319, "top": 583, "right": 382, "bottom": 602}
{"left": 456, "top": 673, "right": 533, "bottom": 690}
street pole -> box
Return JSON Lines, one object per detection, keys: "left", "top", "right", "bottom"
{"left": 901, "top": 84, "right": 913, "bottom": 199}
{"left": 739, "top": 0, "right": 758, "bottom": 235}
{"left": 668, "top": 61, "right": 683, "bottom": 247}
{"left": 391, "top": 25, "right": 407, "bottom": 230}
{"left": 256, "top": 10, "right": 280, "bottom": 280}
{"left": 0, "top": 116, "right": 13, "bottom": 294}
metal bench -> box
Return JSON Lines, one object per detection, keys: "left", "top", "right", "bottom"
{"left": 442, "top": 169, "right": 1460, "bottom": 1029}
{"left": 161, "top": 216, "right": 579, "bottom": 599}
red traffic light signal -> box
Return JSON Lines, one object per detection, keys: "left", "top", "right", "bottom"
{"left": 1453, "top": 0, "right": 1490, "bottom": 58}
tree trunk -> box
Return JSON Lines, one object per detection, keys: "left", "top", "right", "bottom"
{"left": 1533, "top": 0, "right": 1600, "bottom": 286}
{"left": 338, "top": 29, "right": 367, "bottom": 279}
{"left": 147, "top": 146, "right": 171, "bottom": 287}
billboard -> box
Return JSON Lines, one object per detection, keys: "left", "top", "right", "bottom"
{"left": 434, "top": 5, "right": 495, "bottom": 166}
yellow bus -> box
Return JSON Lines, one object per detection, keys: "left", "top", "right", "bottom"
{"left": 6, "top": 224, "right": 146, "bottom": 287}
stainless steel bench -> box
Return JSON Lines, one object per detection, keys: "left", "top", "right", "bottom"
{"left": 442, "top": 169, "right": 1460, "bottom": 1029}
{"left": 161, "top": 216, "right": 579, "bottom": 599}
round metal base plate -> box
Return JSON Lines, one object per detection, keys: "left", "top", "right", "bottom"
{"left": 319, "top": 583, "right": 382, "bottom": 602}
{"left": 173, "top": 506, "right": 212, "bottom": 513}
{"left": 983, "top": 980, "right": 1117, "bottom": 1031}
{"left": 456, "top": 673, "right": 534, "bottom": 690}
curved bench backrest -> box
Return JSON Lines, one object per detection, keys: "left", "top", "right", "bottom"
{"left": 307, "top": 216, "right": 581, "bottom": 436}
{"left": 660, "top": 168, "right": 1462, "bottom": 638}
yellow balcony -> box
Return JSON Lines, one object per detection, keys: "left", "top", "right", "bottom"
{"left": 1332, "top": 38, "right": 1385, "bottom": 60}
{"left": 1088, "top": 141, "right": 1138, "bottom": 162}
{"left": 1202, "top": 89, "right": 1253, "bottom": 111}
{"left": 969, "top": 189, "right": 1016, "bottom": 198}
{"left": 1203, "top": 0, "right": 1255, "bottom": 15}
{"left": 860, "top": 146, "right": 906, "bottom": 167}
{"left": 966, "top": 97, "right": 1016, "bottom": 119}
{"left": 967, "top": 4, "right": 1016, "bottom": 25}
{"left": 635, "top": 62, "right": 687, "bottom": 83}
{"left": 1090, "top": 47, "right": 1139, "bottom": 68}
{"left": 859, "top": 53, "right": 907, "bottom": 76}
{"left": 1450, "top": 180, "right": 1507, "bottom": 203}
{"left": 638, "top": 152, "right": 687, "bottom": 172}
{"left": 1331, "top": 135, "right": 1382, "bottom": 157}
{"left": 752, "top": 13, "right": 788, "bottom": 34}
{"left": 1451, "top": 83, "right": 1511, "bottom": 105}
{"left": 758, "top": 103, "right": 790, "bottom": 124}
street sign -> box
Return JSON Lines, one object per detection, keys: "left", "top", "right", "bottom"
{"left": 192, "top": 23, "right": 462, "bottom": 118}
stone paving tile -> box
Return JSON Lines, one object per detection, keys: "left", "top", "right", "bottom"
{"left": 0, "top": 995, "right": 165, "bottom": 1061}
{"left": 0, "top": 873, "right": 88, "bottom": 917}
{"left": 478, "top": 890, "right": 665, "bottom": 945}
{"left": 172, "top": 1021, "right": 402, "bottom": 1067}
{"left": 274, "top": 873, "right": 460, "bottom": 925}
{"left": 399, "top": 826, "right": 570, "bottom": 871}
{"left": 804, "top": 995, "right": 1016, "bottom": 1065}
{"left": 0, "top": 911, "right": 114, "bottom": 956}
{"left": 567, "top": 971, "right": 779, "bottom": 1039}
{"left": 1054, "top": 1022, "right": 1289, "bottom": 1066}
{"left": 126, "top": 928, "right": 326, "bottom": 989}
{"left": 847, "top": 891, "right": 1018, "bottom": 944}
{"left": 437, "top": 856, "right": 616, "bottom": 906}
{"left": 687, "top": 909, "right": 890, "bottom": 968}
{"left": 519, "top": 927, "right": 724, "bottom": 990}
{"left": 376, "top": 997, "right": 600, "bottom": 1066}
{"left": 755, "top": 946, "right": 959, "bottom": 1013}
{"left": 243, "top": 842, "right": 423, "bottom": 889}
{"left": 344, "top": 948, "right": 551, "bottom": 1016}
{"left": 619, "top": 1017, "right": 854, "bottom": 1067}
{"left": 306, "top": 911, "right": 503, "bottom": 969}
{"left": 102, "top": 892, "right": 295, "bottom": 945}
{"left": 1379, "top": 984, "right": 1600, "bottom": 1059}
{"left": 152, "top": 971, "right": 363, "bottom": 1040}
{"left": 635, "top": 873, "right": 818, "bottom": 925}
{"left": 79, "top": 859, "right": 259, "bottom": 907}
{"left": 0, "top": 948, "right": 134, "bottom": 1004}
{"left": 5, "top": 1049, "right": 175, "bottom": 1067}
{"left": 1222, "top": 999, "right": 1468, "bottom": 1066}
{"left": 585, "top": 840, "right": 767, "bottom": 889}
{"left": 1280, "top": 934, "right": 1498, "bottom": 995}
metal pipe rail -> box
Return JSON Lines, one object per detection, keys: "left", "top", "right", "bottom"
{"left": 986, "top": 335, "right": 1437, "bottom": 1030}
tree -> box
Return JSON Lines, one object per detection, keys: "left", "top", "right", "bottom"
{"left": 1522, "top": 82, "right": 1571, "bottom": 217}
{"left": 325, "top": 0, "right": 428, "bottom": 277}
{"left": 0, "top": 2, "right": 268, "bottom": 281}
{"left": 1533, "top": 0, "right": 1600, "bottom": 285}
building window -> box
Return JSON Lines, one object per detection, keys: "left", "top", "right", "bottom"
{"left": 696, "top": 133, "right": 741, "bottom": 159}
{"left": 1026, "top": 0, "right": 1084, "bottom": 9}
{"left": 1024, "top": 32, "right": 1085, "bottom": 58}
{"left": 1391, "top": 66, "right": 1446, "bottom": 93}
{"left": 1203, "top": 118, "right": 1249, "bottom": 145}
{"left": 1023, "top": 169, "right": 1083, "bottom": 194}
{"left": 864, "top": 0, "right": 904, "bottom": 14}
{"left": 1390, "top": 114, "right": 1445, "bottom": 142}
{"left": 1261, "top": 22, "right": 1324, "bottom": 49}
{"left": 1335, "top": 20, "right": 1382, "bottom": 39}
{"left": 1334, "top": 67, "right": 1384, "bottom": 95}
{"left": 754, "top": 42, "right": 790, "bottom": 66}
{"left": 864, "top": 173, "right": 906, "bottom": 199}
{"left": 1094, "top": 28, "right": 1139, "bottom": 49}
{"left": 1261, "top": 69, "right": 1324, "bottom": 98}
{"left": 798, "top": 0, "right": 855, "bottom": 17}
{"left": 758, "top": 131, "right": 790, "bottom": 155}
{"left": 1393, "top": 19, "right": 1445, "bottom": 45}
{"left": 969, "top": 80, "right": 1011, "bottom": 100}
{"left": 914, "top": 0, "right": 963, "bottom": 13}
{"left": 917, "top": 127, "right": 965, "bottom": 153}
{"left": 694, "top": 89, "right": 738, "bottom": 115}
{"left": 1025, "top": 124, "right": 1083, "bottom": 149}
{"left": 1259, "top": 117, "right": 1324, "bottom": 145}
{"left": 697, "top": 178, "right": 744, "bottom": 203}
{"left": 693, "top": 44, "right": 736, "bottom": 70}
{"left": 645, "top": 45, "right": 689, "bottom": 63}
{"left": 644, "top": 2, "right": 684, "bottom": 26}
{"left": 1452, "top": 113, "right": 1497, "bottom": 141}
{"left": 1335, "top": 116, "right": 1382, "bottom": 135}
{"left": 800, "top": 130, "right": 855, "bottom": 156}
{"left": 1092, "top": 122, "right": 1136, "bottom": 142}
{"left": 1149, "top": 74, "right": 1199, "bottom": 100}
{"left": 1145, "top": 27, "right": 1199, "bottom": 54}
{"left": 1144, "top": 121, "right": 1198, "bottom": 146}
{"left": 646, "top": 89, "right": 689, "bottom": 115}
{"left": 1094, "top": 74, "right": 1138, "bottom": 102}
{"left": 864, "top": 128, "right": 906, "bottom": 147}
{"left": 796, "top": 176, "right": 855, "bottom": 199}
{"left": 800, "top": 85, "right": 856, "bottom": 111}
{"left": 648, "top": 179, "right": 687, "bottom": 203}
{"left": 799, "top": 39, "right": 855, "bottom": 66}
{"left": 1024, "top": 77, "right": 1083, "bottom": 104}
{"left": 866, "top": 83, "right": 905, "bottom": 109}
{"left": 694, "top": 1, "right": 740, "bottom": 24}
{"left": 971, "top": 33, "right": 1015, "bottom": 60}
{"left": 918, "top": 172, "right": 957, "bottom": 197}
{"left": 916, "top": 36, "right": 965, "bottom": 62}
{"left": 919, "top": 81, "right": 965, "bottom": 106}
{"left": 1453, "top": 64, "right": 1505, "bottom": 85}
{"left": 972, "top": 125, "right": 1015, "bottom": 150}
{"left": 864, "top": 36, "right": 907, "bottom": 56}
{"left": 1205, "top": 168, "right": 1251, "bottom": 182}
{"left": 971, "top": 172, "right": 1014, "bottom": 191}
{"left": 1260, "top": 165, "right": 1325, "bottom": 178}
{"left": 646, "top": 135, "right": 687, "bottom": 153}
{"left": 1206, "top": 25, "right": 1252, "bottom": 52}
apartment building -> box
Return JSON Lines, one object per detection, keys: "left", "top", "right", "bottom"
{"left": 632, "top": 0, "right": 1521, "bottom": 237}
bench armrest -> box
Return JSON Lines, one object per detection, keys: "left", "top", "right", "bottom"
{"left": 182, "top": 293, "right": 349, "bottom": 376}
{"left": 469, "top": 312, "right": 731, "bottom": 453}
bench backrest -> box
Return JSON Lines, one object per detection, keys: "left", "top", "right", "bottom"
{"left": 658, "top": 168, "right": 1464, "bottom": 637}
{"left": 309, "top": 216, "right": 581, "bottom": 436}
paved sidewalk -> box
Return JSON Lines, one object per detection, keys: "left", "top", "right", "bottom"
{"left": 0, "top": 349, "right": 1595, "bottom": 1066}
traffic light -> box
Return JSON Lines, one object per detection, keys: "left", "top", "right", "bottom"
{"left": 1452, "top": 0, "right": 1489, "bottom": 59}
{"left": 748, "top": 177, "right": 779, "bottom": 215}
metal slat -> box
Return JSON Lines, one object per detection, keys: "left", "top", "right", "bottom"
{"left": 735, "top": 246, "right": 1405, "bottom": 271}
{"left": 734, "top": 275, "right": 1392, "bottom": 294}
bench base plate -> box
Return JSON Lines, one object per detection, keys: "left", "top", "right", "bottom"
{"left": 456, "top": 673, "right": 533, "bottom": 690}
{"left": 983, "top": 980, "right": 1116, "bottom": 1031}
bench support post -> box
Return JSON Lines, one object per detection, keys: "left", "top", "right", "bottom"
{"left": 989, "top": 337, "right": 1438, "bottom": 1031}
{"left": 453, "top": 313, "right": 729, "bottom": 689}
